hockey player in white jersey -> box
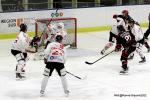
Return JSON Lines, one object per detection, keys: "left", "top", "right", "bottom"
{"left": 11, "top": 23, "right": 30, "bottom": 79}
{"left": 128, "top": 19, "right": 146, "bottom": 63}
{"left": 40, "top": 35, "right": 69, "bottom": 96}
{"left": 101, "top": 14, "right": 126, "bottom": 54}
{"left": 33, "top": 22, "right": 67, "bottom": 60}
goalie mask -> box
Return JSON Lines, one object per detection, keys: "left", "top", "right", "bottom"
{"left": 57, "top": 22, "right": 64, "bottom": 29}
{"left": 20, "top": 23, "right": 27, "bottom": 32}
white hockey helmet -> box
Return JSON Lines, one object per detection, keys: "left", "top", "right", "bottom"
{"left": 57, "top": 22, "right": 64, "bottom": 29}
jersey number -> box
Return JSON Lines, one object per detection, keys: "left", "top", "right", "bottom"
{"left": 124, "top": 35, "right": 131, "bottom": 42}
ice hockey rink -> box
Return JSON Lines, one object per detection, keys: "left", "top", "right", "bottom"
{"left": 0, "top": 29, "right": 150, "bottom": 100}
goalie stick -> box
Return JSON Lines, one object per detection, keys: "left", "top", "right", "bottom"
{"left": 34, "top": 8, "right": 59, "bottom": 51}
{"left": 85, "top": 50, "right": 114, "bottom": 65}
{"left": 66, "top": 71, "right": 86, "bottom": 80}
{"left": 39, "top": 8, "right": 59, "bottom": 38}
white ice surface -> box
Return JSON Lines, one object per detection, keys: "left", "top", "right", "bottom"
{"left": 0, "top": 29, "right": 150, "bottom": 100}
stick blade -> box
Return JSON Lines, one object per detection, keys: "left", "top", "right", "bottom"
{"left": 85, "top": 61, "right": 93, "bottom": 65}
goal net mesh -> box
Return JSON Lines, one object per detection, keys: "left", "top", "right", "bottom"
{"left": 35, "top": 18, "right": 77, "bottom": 48}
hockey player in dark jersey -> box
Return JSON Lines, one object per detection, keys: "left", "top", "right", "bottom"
{"left": 143, "top": 13, "right": 150, "bottom": 52}
{"left": 122, "top": 10, "right": 133, "bottom": 21}
{"left": 116, "top": 25, "right": 137, "bottom": 74}
{"left": 122, "top": 9, "right": 140, "bottom": 26}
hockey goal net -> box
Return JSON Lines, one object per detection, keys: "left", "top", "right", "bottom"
{"left": 35, "top": 18, "right": 77, "bottom": 48}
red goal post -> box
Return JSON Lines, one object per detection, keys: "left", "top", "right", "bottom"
{"left": 35, "top": 17, "right": 77, "bottom": 48}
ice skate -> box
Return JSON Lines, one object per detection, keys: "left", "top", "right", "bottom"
{"left": 16, "top": 73, "right": 26, "bottom": 80}
{"left": 64, "top": 90, "right": 70, "bottom": 97}
{"left": 119, "top": 67, "right": 128, "bottom": 75}
{"left": 139, "top": 57, "right": 146, "bottom": 63}
{"left": 40, "top": 90, "right": 45, "bottom": 96}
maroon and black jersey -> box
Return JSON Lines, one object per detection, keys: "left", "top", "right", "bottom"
{"left": 117, "top": 31, "right": 136, "bottom": 48}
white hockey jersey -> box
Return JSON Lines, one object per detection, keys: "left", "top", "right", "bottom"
{"left": 44, "top": 42, "right": 66, "bottom": 63}
{"left": 116, "top": 17, "right": 126, "bottom": 27}
{"left": 131, "top": 24, "right": 143, "bottom": 41}
{"left": 111, "top": 17, "right": 126, "bottom": 35}
{"left": 12, "top": 31, "right": 30, "bottom": 52}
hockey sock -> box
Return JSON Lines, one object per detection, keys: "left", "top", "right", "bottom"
{"left": 60, "top": 76, "right": 68, "bottom": 93}
{"left": 41, "top": 76, "right": 49, "bottom": 92}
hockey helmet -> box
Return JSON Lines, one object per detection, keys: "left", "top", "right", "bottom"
{"left": 113, "top": 14, "right": 118, "bottom": 19}
{"left": 128, "top": 19, "right": 135, "bottom": 24}
{"left": 55, "top": 35, "right": 63, "bottom": 43}
{"left": 117, "top": 25, "right": 125, "bottom": 32}
{"left": 122, "top": 10, "right": 129, "bottom": 16}
{"left": 20, "top": 23, "right": 27, "bottom": 32}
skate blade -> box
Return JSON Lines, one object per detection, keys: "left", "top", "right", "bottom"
{"left": 119, "top": 72, "right": 129, "bottom": 75}
{"left": 16, "top": 77, "right": 26, "bottom": 81}
{"left": 65, "top": 93, "right": 69, "bottom": 97}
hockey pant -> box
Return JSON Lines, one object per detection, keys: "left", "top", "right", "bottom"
{"left": 41, "top": 62, "right": 68, "bottom": 93}
{"left": 121, "top": 46, "right": 136, "bottom": 70}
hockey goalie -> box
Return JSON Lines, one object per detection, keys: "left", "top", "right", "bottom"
{"left": 31, "top": 22, "right": 67, "bottom": 60}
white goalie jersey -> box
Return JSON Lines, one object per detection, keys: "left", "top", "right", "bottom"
{"left": 44, "top": 42, "right": 66, "bottom": 63}
{"left": 45, "top": 22, "right": 67, "bottom": 43}
{"left": 12, "top": 31, "right": 30, "bottom": 52}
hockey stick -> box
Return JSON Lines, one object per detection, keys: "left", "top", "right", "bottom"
{"left": 66, "top": 71, "right": 86, "bottom": 80}
{"left": 85, "top": 50, "right": 114, "bottom": 65}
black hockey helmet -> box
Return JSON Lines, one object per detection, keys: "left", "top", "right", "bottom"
{"left": 20, "top": 23, "right": 27, "bottom": 32}
{"left": 55, "top": 35, "right": 63, "bottom": 43}
{"left": 117, "top": 25, "right": 125, "bottom": 32}
{"left": 128, "top": 19, "right": 135, "bottom": 24}
{"left": 113, "top": 14, "right": 118, "bottom": 19}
